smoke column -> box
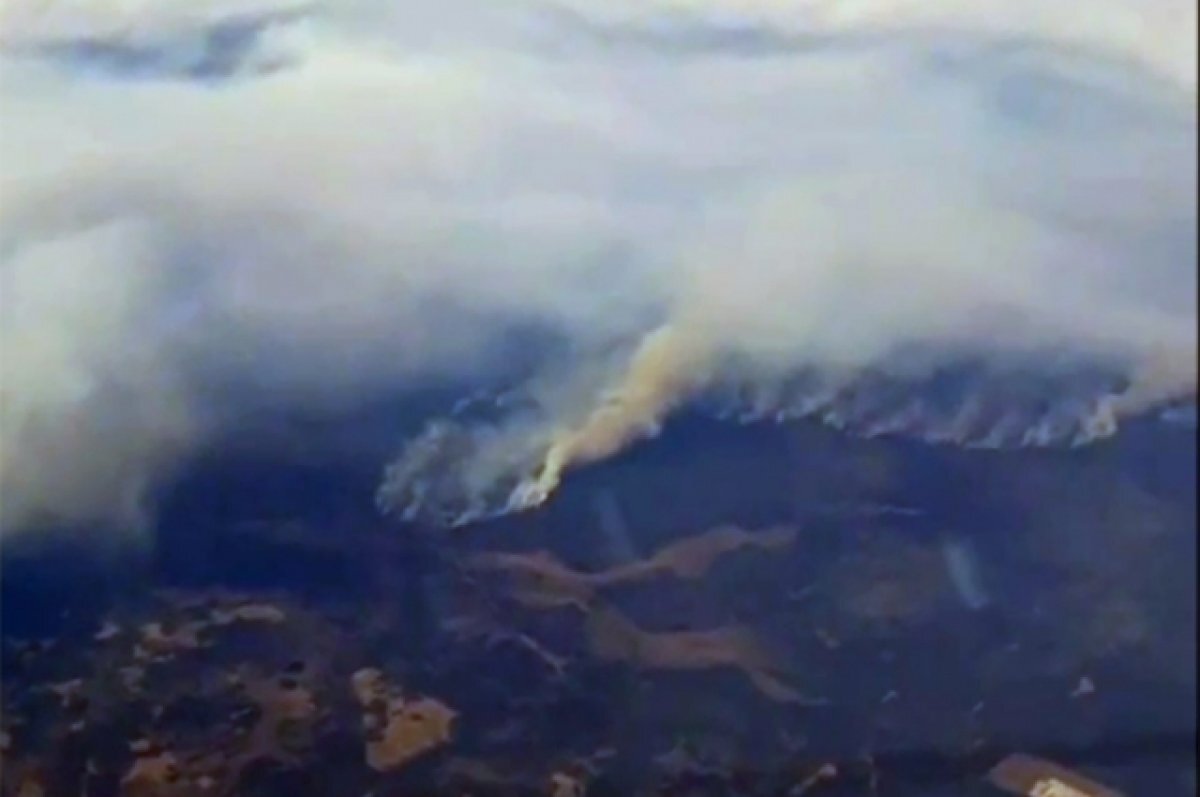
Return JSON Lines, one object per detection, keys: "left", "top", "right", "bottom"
{"left": 1, "top": 0, "right": 1195, "bottom": 533}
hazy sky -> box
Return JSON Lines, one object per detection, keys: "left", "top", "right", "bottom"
{"left": 1, "top": 0, "right": 1196, "bottom": 532}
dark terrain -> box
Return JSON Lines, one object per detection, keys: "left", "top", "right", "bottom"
{"left": 2, "top": 411, "right": 1196, "bottom": 796}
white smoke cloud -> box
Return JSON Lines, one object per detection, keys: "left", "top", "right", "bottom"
{"left": 1, "top": 0, "right": 1195, "bottom": 532}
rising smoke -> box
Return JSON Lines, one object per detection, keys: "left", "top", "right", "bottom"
{"left": 1, "top": 0, "right": 1196, "bottom": 533}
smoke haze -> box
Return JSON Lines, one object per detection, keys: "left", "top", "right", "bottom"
{"left": 1, "top": 0, "right": 1196, "bottom": 532}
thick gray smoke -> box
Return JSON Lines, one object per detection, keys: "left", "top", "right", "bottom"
{"left": 1, "top": 0, "right": 1196, "bottom": 533}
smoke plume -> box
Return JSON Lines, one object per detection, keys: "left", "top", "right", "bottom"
{"left": 1, "top": 0, "right": 1195, "bottom": 532}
